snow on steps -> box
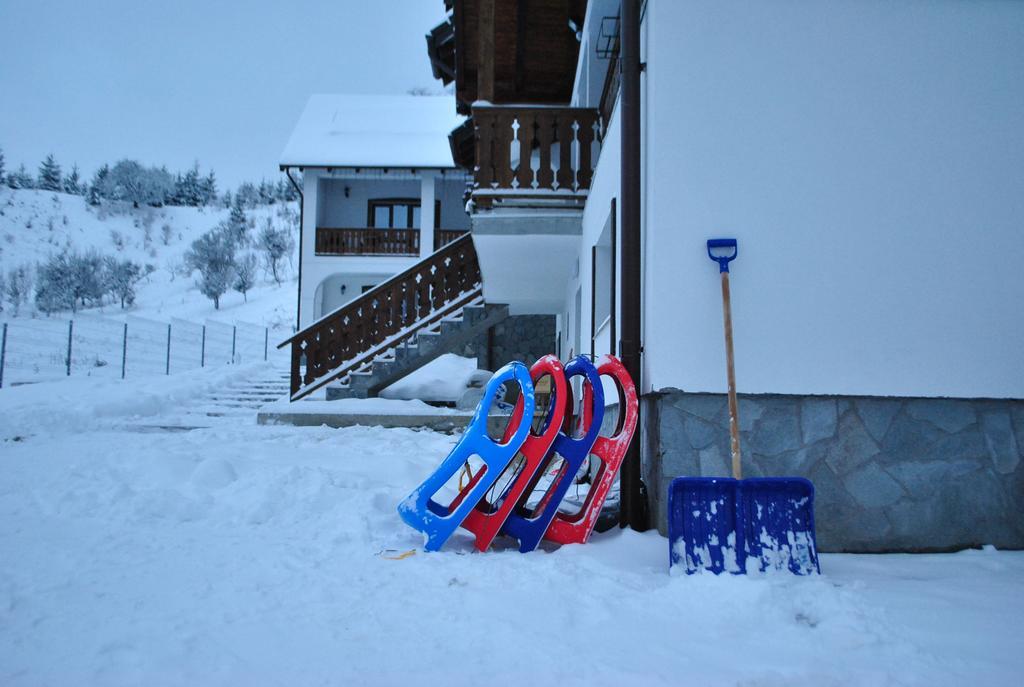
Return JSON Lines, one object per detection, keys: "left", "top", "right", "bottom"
{"left": 324, "top": 302, "right": 509, "bottom": 400}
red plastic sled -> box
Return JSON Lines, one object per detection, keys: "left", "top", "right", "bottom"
{"left": 449, "top": 355, "right": 567, "bottom": 551}
{"left": 545, "top": 354, "right": 638, "bottom": 545}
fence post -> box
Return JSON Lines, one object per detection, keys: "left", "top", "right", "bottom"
{"left": 121, "top": 322, "right": 128, "bottom": 380}
{"left": 0, "top": 322, "right": 7, "bottom": 389}
{"left": 231, "top": 325, "right": 237, "bottom": 364}
{"left": 165, "top": 324, "right": 172, "bottom": 375}
{"left": 66, "top": 320, "right": 73, "bottom": 376}
{"left": 201, "top": 325, "right": 206, "bottom": 367}
{"left": 264, "top": 328, "right": 269, "bottom": 361}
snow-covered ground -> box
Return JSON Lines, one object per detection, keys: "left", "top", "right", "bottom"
{"left": 1, "top": 368, "right": 1022, "bottom": 685}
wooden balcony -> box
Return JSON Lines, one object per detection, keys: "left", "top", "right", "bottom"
{"left": 315, "top": 228, "right": 469, "bottom": 256}
{"left": 471, "top": 105, "right": 601, "bottom": 209}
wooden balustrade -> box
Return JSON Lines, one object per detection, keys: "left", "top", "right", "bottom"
{"left": 472, "top": 105, "right": 601, "bottom": 206}
{"left": 434, "top": 229, "right": 468, "bottom": 250}
{"left": 280, "top": 233, "right": 482, "bottom": 400}
{"left": 315, "top": 227, "right": 420, "bottom": 256}
{"left": 315, "top": 227, "right": 470, "bottom": 256}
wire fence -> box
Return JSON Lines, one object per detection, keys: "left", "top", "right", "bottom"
{"left": 0, "top": 314, "right": 270, "bottom": 388}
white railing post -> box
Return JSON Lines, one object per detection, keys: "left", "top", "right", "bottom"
{"left": 165, "top": 323, "right": 172, "bottom": 375}
{"left": 264, "top": 328, "right": 269, "bottom": 361}
{"left": 231, "top": 325, "right": 237, "bottom": 363}
{"left": 201, "top": 325, "right": 206, "bottom": 367}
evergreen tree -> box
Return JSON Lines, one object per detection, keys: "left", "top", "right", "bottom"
{"left": 277, "top": 175, "right": 300, "bottom": 202}
{"left": 257, "top": 180, "right": 274, "bottom": 205}
{"left": 176, "top": 164, "right": 202, "bottom": 206}
{"left": 225, "top": 197, "right": 249, "bottom": 244}
{"left": 8, "top": 164, "right": 34, "bottom": 189}
{"left": 185, "top": 228, "right": 236, "bottom": 310}
{"left": 235, "top": 182, "right": 258, "bottom": 208}
{"left": 38, "top": 154, "right": 63, "bottom": 191}
{"left": 0, "top": 147, "right": 5, "bottom": 186}
{"left": 232, "top": 252, "right": 258, "bottom": 302}
{"left": 63, "top": 164, "right": 82, "bottom": 195}
{"left": 200, "top": 170, "right": 217, "bottom": 205}
{"left": 88, "top": 164, "right": 110, "bottom": 203}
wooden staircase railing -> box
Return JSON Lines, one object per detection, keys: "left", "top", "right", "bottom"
{"left": 279, "top": 233, "right": 482, "bottom": 400}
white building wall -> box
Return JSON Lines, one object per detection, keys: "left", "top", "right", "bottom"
{"left": 639, "top": 0, "right": 1024, "bottom": 399}
{"left": 568, "top": 102, "right": 622, "bottom": 360}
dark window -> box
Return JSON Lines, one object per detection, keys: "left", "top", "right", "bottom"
{"left": 368, "top": 198, "right": 443, "bottom": 228}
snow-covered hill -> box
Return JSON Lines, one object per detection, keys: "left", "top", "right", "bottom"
{"left": 0, "top": 187, "right": 299, "bottom": 330}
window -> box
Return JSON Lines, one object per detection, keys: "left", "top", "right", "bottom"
{"left": 368, "top": 199, "right": 443, "bottom": 228}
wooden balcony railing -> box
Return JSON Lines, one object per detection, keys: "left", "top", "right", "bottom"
{"left": 434, "top": 229, "right": 468, "bottom": 250}
{"left": 315, "top": 227, "right": 420, "bottom": 256}
{"left": 472, "top": 105, "right": 601, "bottom": 207}
{"left": 315, "top": 227, "right": 470, "bottom": 256}
{"left": 280, "top": 233, "right": 482, "bottom": 400}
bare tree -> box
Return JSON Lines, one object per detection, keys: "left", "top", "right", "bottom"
{"left": 257, "top": 219, "right": 295, "bottom": 285}
{"left": 232, "top": 252, "right": 258, "bottom": 302}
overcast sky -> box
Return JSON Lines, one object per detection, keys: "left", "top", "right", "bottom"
{"left": 0, "top": 0, "right": 450, "bottom": 190}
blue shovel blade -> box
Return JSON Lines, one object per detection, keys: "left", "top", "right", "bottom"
{"left": 739, "top": 478, "right": 820, "bottom": 575}
{"left": 667, "top": 478, "right": 742, "bottom": 575}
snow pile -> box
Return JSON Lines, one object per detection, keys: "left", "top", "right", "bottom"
{"left": 1, "top": 371, "right": 1022, "bottom": 684}
{"left": 380, "top": 353, "right": 478, "bottom": 402}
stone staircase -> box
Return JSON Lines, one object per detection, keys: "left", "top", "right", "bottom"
{"left": 326, "top": 301, "right": 509, "bottom": 400}
{"left": 200, "top": 372, "right": 292, "bottom": 414}
{"left": 123, "top": 365, "right": 291, "bottom": 432}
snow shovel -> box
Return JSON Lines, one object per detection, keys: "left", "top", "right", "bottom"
{"left": 667, "top": 239, "right": 820, "bottom": 575}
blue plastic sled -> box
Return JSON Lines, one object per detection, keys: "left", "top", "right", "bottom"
{"left": 501, "top": 356, "right": 604, "bottom": 553}
{"left": 668, "top": 477, "right": 820, "bottom": 575}
{"left": 397, "top": 362, "right": 535, "bottom": 551}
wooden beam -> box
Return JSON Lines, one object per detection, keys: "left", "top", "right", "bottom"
{"left": 477, "top": 0, "right": 496, "bottom": 102}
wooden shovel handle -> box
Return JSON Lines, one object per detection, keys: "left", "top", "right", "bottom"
{"left": 721, "top": 272, "right": 742, "bottom": 479}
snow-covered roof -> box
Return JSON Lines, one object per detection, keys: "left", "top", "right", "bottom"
{"left": 279, "top": 94, "right": 462, "bottom": 169}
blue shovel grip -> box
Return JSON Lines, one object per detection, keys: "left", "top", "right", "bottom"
{"left": 707, "top": 238, "right": 738, "bottom": 273}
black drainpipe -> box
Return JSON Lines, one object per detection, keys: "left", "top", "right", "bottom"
{"left": 619, "top": 0, "right": 648, "bottom": 531}
{"left": 284, "top": 167, "right": 304, "bottom": 333}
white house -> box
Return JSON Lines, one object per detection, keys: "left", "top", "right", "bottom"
{"left": 423, "top": 0, "right": 1024, "bottom": 551}
{"left": 279, "top": 93, "right": 555, "bottom": 402}
{"left": 279, "top": 94, "right": 472, "bottom": 329}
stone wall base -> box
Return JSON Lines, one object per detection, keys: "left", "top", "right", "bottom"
{"left": 640, "top": 389, "right": 1024, "bottom": 552}
{"left": 457, "top": 315, "right": 556, "bottom": 371}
